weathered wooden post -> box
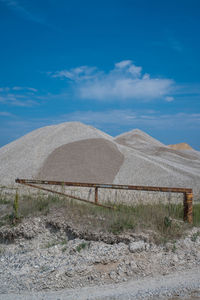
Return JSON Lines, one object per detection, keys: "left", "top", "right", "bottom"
{"left": 184, "top": 192, "right": 193, "bottom": 223}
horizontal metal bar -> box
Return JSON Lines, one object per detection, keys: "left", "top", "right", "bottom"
{"left": 18, "top": 182, "right": 113, "bottom": 210}
{"left": 15, "top": 178, "right": 192, "bottom": 194}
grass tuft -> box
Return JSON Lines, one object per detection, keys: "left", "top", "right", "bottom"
{"left": 191, "top": 231, "right": 200, "bottom": 242}
{"left": 76, "top": 242, "right": 87, "bottom": 252}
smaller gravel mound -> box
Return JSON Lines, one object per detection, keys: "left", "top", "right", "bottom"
{"left": 168, "top": 143, "right": 194, "bottom": 150}
{"left": 115, "top": 128, "right": 164, "bottom": 150}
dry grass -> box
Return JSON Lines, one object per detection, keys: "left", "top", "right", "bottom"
{"left": 0, "top": 188, "right": 199, "bottom": 244}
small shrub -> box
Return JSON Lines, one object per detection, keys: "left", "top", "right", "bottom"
{"left": 164, "top": 216, "right": 172, "bottom": 228}
{"left": 172, "top": 241, "right": 177, "bottom": 253}
{"left": 191, "top": 231, "right": 200, "bottom": 242}
{"left": 0, "top": 247, "right": 5, "bottom": 255}
{"left": 13, "top": 191, "right": 19, "bottom": 219}
{"left": 193, "top": 203, "right": 200, "bottom": 226}
{"left": 0, "top": 197, "right": 10, "bottom": 205}
{"left": 60, "top": 239, "right": 67, "bottom": 245}
{"left": 76, "top": 242, "right": 87, "bottom": 252}
{"left": 45, "top": 240, "right": 58, "bottom": 248}
{"left": 62, "top": 246, "right": 67, "bottom": 252}
{"left": 109, "top": 216, "right": 135, "bottom": 234}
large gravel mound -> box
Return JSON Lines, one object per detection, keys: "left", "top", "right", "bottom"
{"left": 0, "top": 122, "right": 114, "bottom": 185}
{"left": 37, "top": 138, "right": 124, "bottom": 183}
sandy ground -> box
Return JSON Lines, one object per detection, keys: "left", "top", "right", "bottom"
{"left": 1, "top": 267, "right": 200, "bottom": 300}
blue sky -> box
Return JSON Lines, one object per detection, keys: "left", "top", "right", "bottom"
{"left": 0, "top": 0, "right": 200, "bottom": 149}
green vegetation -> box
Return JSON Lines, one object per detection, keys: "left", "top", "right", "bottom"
{"left": 172, "top": 241, "right": 177, "bottom": 253}
{"left": 0, "top": 198, "right": 10, "bottom": 205}
{"left": 191, "top": 231, "right": 200, "bottom": 242}
{"left": 60, "top": 239, "right": 67, "bottom": 245}
{"left": 45, "top": 240, "right": 58, "bottom": 248}
{"left": 193, "top": 203, "right": 200, "bottom": 226}
{"left": 13, "top": 191, "right": 19, "bottom": 219}
{"left": 95, "top": 202, "right": 187, "bottom": 243}
{"left": 0, "top": 247, "right": 5, "bottom": 255}
{"left": 45, "top": 238, "right": 68, "bottom": 248}
{"left": 76, "top": 242, "right": 87, "bottom": 252}
{"left": 0, "top": 189, "right": 200, "bottom": 244}
{"left": 62, "top": 246, "right": 67, "bottom": 252}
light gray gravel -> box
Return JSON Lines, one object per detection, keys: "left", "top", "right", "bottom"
{"left": 0, "top": 215, "right": 200, "bottom": 300}
{"left": 1, "top": 267, "right": 200, "bottom": 300}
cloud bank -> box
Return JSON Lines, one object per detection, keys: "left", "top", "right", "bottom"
{"left": 0, "top": 86, "right": 38, "bottom": 106}
{"left": 51, "top": 60, "right": 174, "bottom": 101}
{"left": 61, "top": 110, "right": 200, "bottom": 129}
{"left": 1, "top": 0, "right": 45, "bottom": 24}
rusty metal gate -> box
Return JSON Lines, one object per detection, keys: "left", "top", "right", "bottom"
{"left": 15, "top": 179, "right": 193, "bottom": 223}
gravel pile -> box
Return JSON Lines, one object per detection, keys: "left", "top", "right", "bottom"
{"left": 0, "top": 121, "right": 200, "bottom": 198}
{"left": 168, "top": 143, "right": 194, "bottom": 150}
{"left": 0, "top": 122, "right": 113, "bottom": 185}
{"left": 114, "top": 129, "right": 200, "bottom": 199}
{"left": 0, "top": 216, "right": 200, "bottom": 298}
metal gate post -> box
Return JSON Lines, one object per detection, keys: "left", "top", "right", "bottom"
{"left": 95, "top": 187, "right": 98, "bottom": 204}
{"left": 184, "top": 192, "right": 193, "bottom": 223}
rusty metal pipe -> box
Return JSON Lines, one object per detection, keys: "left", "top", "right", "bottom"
{"left": 15, "top": 179, "right": 192, "bottom": 194}
{"left": 184, "top": 192, "right": 193, "bottom": 224}
{"left": 95, "top": 187, "right": 98, "bottom": 204}
{"left": 15, "top": 178, "right": 193, "bottom": 223}
{"left": 19, "top": 182, "right": 113, "bottom": 210}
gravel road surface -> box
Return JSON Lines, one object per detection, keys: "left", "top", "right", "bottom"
{"left": 1, "top": 267, "right": 200, "bottom": 300}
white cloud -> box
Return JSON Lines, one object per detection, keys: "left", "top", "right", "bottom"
{"left": 0, "top": 111, "right": 13, "bottom": 117}
{"left": 0, "top": 86, "right": 39, "bottom": 106}
{"left": 115, "top": 60, "right": 132, "bottom": 68}
{"left": 12, "top": 86, "right": 38, "bottom": 92}
{"left": 0, "top": 93, "right": 37, "bottom": 107}
{"left": 1, "top": 0, "right": 45, "bottom": 25}
{"left": 0, "top": 86, "right": 38, "bottom": 92}
{"left": 0, "top": 87, "right": 10, "bottom": 92}
{"left": 58, "top": 110, "right": 200, "bottom": 130}
{"left": 51, "top": 60, "right": 174, "bottom": 101}
{"left": 52, "top": 66, "right": 98, "bottom": 81}
{"left": 165, "top": 96, "right": 174, "bottom": 102}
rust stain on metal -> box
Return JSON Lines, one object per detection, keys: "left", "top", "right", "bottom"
{"left": 95, "top": 187, "right": 98, "bottom": 204}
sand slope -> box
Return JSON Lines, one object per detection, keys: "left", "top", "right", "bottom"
{"left": 37, "top": 138, "right": 124, "bottom": 183}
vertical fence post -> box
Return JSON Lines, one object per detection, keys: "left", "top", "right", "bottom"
{"left": 95, "top": 187, "right": 98, "bottom": 204}
{"left": 183, "top": 192, "right": 193, "bottom": 223}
